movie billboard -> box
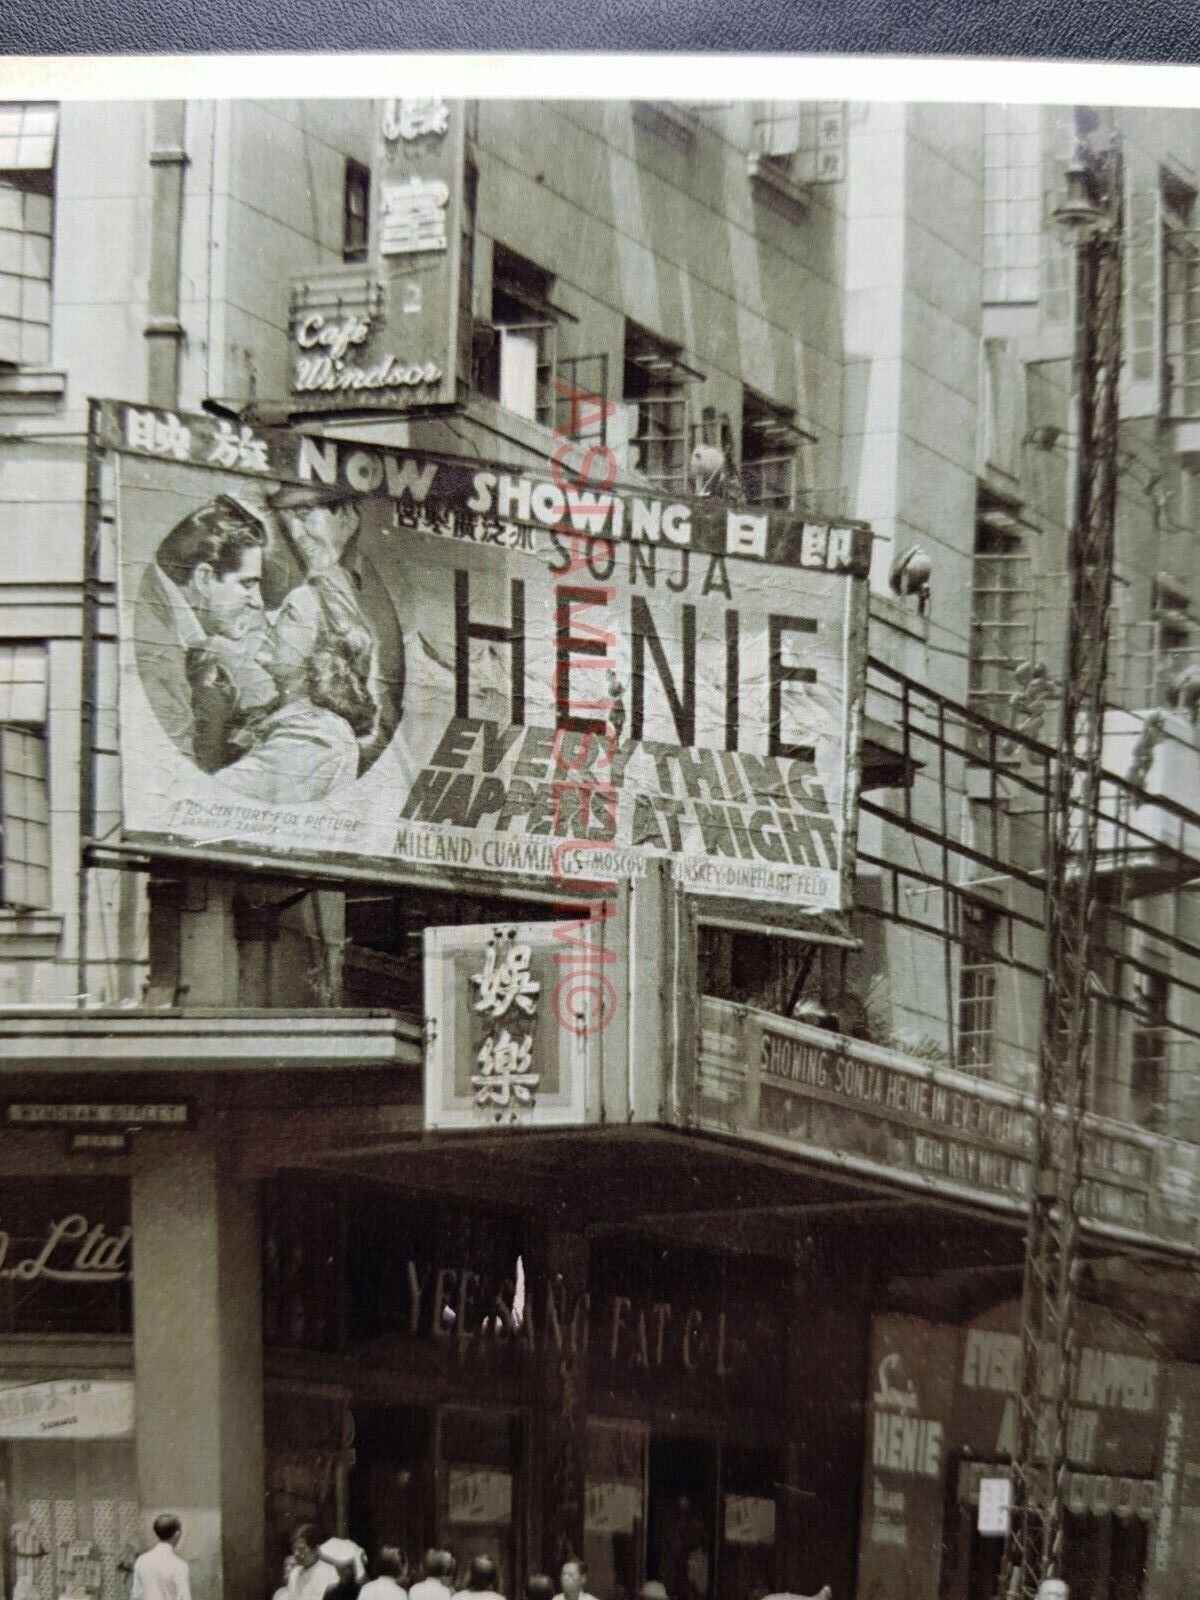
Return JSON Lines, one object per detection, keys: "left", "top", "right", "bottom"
{"left": 96, "top": 399, "right": 869, "bottom": 913}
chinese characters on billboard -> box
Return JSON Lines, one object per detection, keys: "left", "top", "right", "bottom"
{"left": 96, "top": 398, "right": 869, "bottom": 915}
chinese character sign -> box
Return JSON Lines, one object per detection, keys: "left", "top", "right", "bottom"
{"left": 424, "top": 922, "right": 595, "bottom": 1130}
{"left": 96, "top": 400, "right": 869, "bottom": 918}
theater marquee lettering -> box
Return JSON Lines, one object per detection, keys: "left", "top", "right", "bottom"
{"left": 700, "top": 1002, "right": 1168, "bottom": 1239}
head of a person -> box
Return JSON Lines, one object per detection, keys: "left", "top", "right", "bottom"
{"left": 292, "top": 1526, "right": 322, "bottom": 1570}
{"left": 156, "top": 497, "right": 266, "bottom": 641}
{"left": 559, "top": 1562, "right": 587, "bottom": 1600}
{"left": 639, "top": 1584, "right": 668, "bottom": 1600}
{"left": 153, "top": 1514, "right": 182, "bottom": 1548}
{"left": 467, "top": 1556, "right": 498, "bottom": 1593}
{"left": 305, "top": 620, "right": 377, "bottom": 739}
{"left": 273, "top": 487, "right": 361, "bottom": 576}
{"left": 375, "top": 1550, "right": 404, "bottom": 1582}
{"left": 435, "top": 1553, "right": 456, "bottom": 1583}
{"left": 526, "top": 1576, "right": 555, "bottom": 1600}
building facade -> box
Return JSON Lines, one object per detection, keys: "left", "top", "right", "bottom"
{"left": 1, "top": 91, "right": 1199, "bottom": 1600}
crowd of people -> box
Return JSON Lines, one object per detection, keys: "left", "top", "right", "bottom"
{"left": 276, "top": 1534, "right": 669, "bottom": 1600}
{"left": 130, "top": 1514, "right": 830, "bottom": 1600}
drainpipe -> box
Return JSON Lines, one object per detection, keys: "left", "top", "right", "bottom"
{"left": 144, "top": 101, "right": 188, "bottom": 406}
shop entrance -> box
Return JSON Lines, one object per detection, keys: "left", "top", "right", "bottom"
{"left": 347, "top": 1405, "right": 523, "bottom": 1596}
{"left": 347, "top": 1407, "right": 433, "bottom": 1577}
{"left": 646, "top": 1436, "right": 716, "bottom": 1600}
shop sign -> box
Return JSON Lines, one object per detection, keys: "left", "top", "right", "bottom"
{"left": 857, "top": 1317, "right": 957, "bottom": 1600}
{"left": 286, "top": 98, "right": 474, "bottom": 414}
{"left": 698, "top": 1000, "right": 1198, "bottom": 1252}
{"left": 0, "top": 1213, "right": 131, "bottom": 1284}
{"left": 424, "top": 923, "right": 592, "bottom": 1129}
{"left": 96, "top": 399, "right": 870, "bottom": 919}
{"left": 0, "top": 1380, "right": 134, "bottom": 1439}
{"left": 723, "top": 1494, "right": 776, "bottom": 1545}
{"left": 447, "top": 1468, "right": 512, "bottom": 1525}
{"left": 585, "top": 1481, "right": 641, "bottom": 1535}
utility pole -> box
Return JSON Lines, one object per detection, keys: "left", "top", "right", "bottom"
{"left": 998, "top": 111, "right": 1124, "bottom": 1600}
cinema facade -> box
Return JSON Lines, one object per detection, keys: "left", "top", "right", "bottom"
{"left": 5, "top": 88, "right": 1200, "bottom": 1600}
{"left": 4, "top": 990, "right": 1200, "bottom": 1600}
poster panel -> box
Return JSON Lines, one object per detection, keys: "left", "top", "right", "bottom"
{"left": 1146, "top": 1364, "right": 1200, "bottom": 1600}
{"left": 98, "top": 400, "right": 870, "bottom": 915}
{"left": 856, "top": 1315, "right": 957, "bottom": 1600}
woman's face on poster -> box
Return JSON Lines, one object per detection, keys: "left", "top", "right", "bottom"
{"left": 258, "top": 594, "right": 320, "bottom": 695}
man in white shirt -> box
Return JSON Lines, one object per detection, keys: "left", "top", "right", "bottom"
{"left": 287, "top": 1524, "right": 340, "bottom": 1600}
{"left": 360, "top": 1546, "right": 408, "bottom": 1600}
{"left": 131, "top": 1514, "right": 191, "bottom": 1600}
{"left": 409, "top": 1550, "right": 455, "bottom": 1600}
{"left": 553, "top": 1559, "right": 598, "bottom": 1600}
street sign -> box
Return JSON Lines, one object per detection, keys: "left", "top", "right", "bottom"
{"left": 979, "top": 1475, "right": 1012, "bottom": 1536}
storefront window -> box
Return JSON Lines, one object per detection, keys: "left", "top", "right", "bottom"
{"left": 719, "top": 1447, "right": 781, "bottom": 1600}
{"left": 585, "top": 1420, "right": 646, "bottom": 1600}
{"left": 440, "top": 1407, "right": 523, "bottom": 1597}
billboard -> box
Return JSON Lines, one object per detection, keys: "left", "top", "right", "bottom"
{"left": 95, "top": 398, "right": 870, "bottom": 913}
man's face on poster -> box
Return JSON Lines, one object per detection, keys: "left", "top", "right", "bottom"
{"left": 188, "top": 545, "right": 264, "bottom": 640}
{"left": 292, "top": 501, "right": 360, "bottom": 573}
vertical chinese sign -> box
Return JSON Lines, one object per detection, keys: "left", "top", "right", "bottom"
{"left": 423, "top": 923, "right": 595, "bottom": 1130}
{"left": 288, "top": 98, "right": 475, "bottom": 414}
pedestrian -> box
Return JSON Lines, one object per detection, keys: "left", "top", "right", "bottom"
{"left": 272, "top": 1556, "right": 299, "bottom": 1600}
{"left": 410, "top": 1552, "right": 456, "bottom": 1600}
{"left": 554, "top": 1561, "right": 598, "bottom": 1600}
{"left": 361, "top": 1549, "right": 409, "bottom": 1600}
{"left": 453, "top": 1555, "right": 506, "bottom": 1600}
{"left": 526, "top": 1577, "right": 554, "bottom": 1600}
{"left": 319, "top": 1539, "right": 367, "bottom": 1600}
{"left": 288, "top": 1526, "right": 340, "bottom": 1600}
{"left": 131, "top": 1514, "right": 192, "bottom": 1600}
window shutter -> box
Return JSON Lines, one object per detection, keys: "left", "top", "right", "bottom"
{"left": 1121, "top": 153, "right": 1164, "bottom": 418}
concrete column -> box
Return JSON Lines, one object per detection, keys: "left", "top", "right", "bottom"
{"left": 132, "top": 1135, "right": 265, "bottom": 1600}
{"left": 178, "top": 879, "right": 241, "bottom": 1005}
{"left": 533, "top": 1230, "right": 589, "bottom": 1572}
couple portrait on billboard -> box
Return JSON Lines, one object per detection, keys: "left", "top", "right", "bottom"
{"left": 134, "top": 482, "right": 404, "bottom": 805}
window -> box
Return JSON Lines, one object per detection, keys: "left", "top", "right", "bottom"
{"left": 1124, "top": 164, "right": 1200, "bottom": 418}
{"left": 0, "top": 103, "right": 57, "bottom": 368}
{"left": 983, "top": 104, "right": 1042, "bottom": 303}
{"left": 555, "top": 353, "right": 610, "bottom": 445}
{"left": 740, "top": 390, "right": 811, "bottom": 510}
{"left": 1164, "top": 185, "right": 1200, "bottom": 418}
{"left": 473, "top": 244, "right": 568, "bottom": 427}
{"left": 0, "top": 643, "right": 49, "bottom": 909}
{"left": 967, "top": 499, "right": 1034, "bottom": 745}
{"left": 957, "top": 901, "right": 999, "bottom": 1072}
{"left": 342, "top": 158, "right": 370, "bottom": 262}
{"left": 1130, "top": 968, "right": 1169, "bottom": 1131}
{"left": 617, "top": 325, "right": 702, "bottom": 493}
